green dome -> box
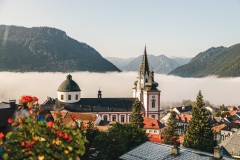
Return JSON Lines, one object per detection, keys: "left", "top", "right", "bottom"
{"left": 57, "top": 74, "right": 81, "bottom": 92}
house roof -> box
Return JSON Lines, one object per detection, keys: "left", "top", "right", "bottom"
{"left": 220, "top": 130, "right": 240, "bottom": 157}
{"left": 178, "top": 114, "right": 192, "bottom": 123}
{"left": 144, "top": 117, "right": 164, "bottom": 129}
{"left": 61, "top": 112, "right": 98, "bottom": 127}
{"left": 42, "top": 98, "right": 142, "bottom": 113}
{"left": 175, "top": 106, "right": 192, "bottom": 114}
{"left": 221, "top": 123, "right": 240, "bottom": 131}
{"left": 119, "top": 141, "right": 234, "bottom": 160}
{"left": 212, "top": 124, "right": 227, "bottom": 133}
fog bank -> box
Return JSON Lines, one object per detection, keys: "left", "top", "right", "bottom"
{"left": 0, "top": 72, "right": 239, "bottom": 107}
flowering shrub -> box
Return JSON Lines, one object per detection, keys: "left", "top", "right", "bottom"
{"left": 0, "top": 96, "right": 87, "bottom": 160}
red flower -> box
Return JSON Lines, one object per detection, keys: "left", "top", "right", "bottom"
{"left": 63, "top": 133, "right": 69, "bottom": 139}
{"left": 32, "top": 140, "right": 37, "bottom": 145}
{"left": 68, "top": 136, "right": 72, "bottom": 142}
{"left": 20, "top": 97, "right": 26, "bottom": 104}
{"left": 72, "top": 114, "right": 77, "bottom": 121}
{"left": 57, "top": 130, "right": 63, "bottom": 138}
{"left": 25, "top": 141, "right": 31, "bottom": 147}
{"left": 8, "top": 118, "right": 13, "bottom": 123}
{"left": 32, "top": 97, "right": 38, "bottom": 102}
{"left": 0, "top": 132, "right": 4, "bottom": 139}
{"left": 47, "top": 121, "right": 53, "bottom": 127}
{"left": 24, "top": 96, "right": 33, "bottom": 102}
{"left": 21, "top": 141, "right": 25, "bottom": 147}
{"left": 28, "top": 110, "right": 33, "bottom": 115}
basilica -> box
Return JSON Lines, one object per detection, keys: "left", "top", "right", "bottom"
{"left": 42, "top": 47, "right": 161, "bottom": 122}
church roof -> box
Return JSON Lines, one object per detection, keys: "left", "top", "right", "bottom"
{"left": 57, "top": 74, "right": 81, "bottom": 92}
{"left": 41, "top": 98, "right": 144, "bottom": 113}
{"left": 140, "top": 46, "right": 150, "bottom": 76}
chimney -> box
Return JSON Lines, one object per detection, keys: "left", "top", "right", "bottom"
{"left": 98, "top": 89, "right": 102, "bottom": 101}
{"left": 171, "top": 145, "right": 180, "bottom": 156}
{"left": 9, "top": 100, "right": 16, "bottom": 108}
{"left": 214, "top": 146, "right": 223, "bottom": 160}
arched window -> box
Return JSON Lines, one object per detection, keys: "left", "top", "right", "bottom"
{"left": 121, "top": 115, "right": 125, "bottom": 122}
{"left": 61, "top": 95, "right": 64, "bottom": 100}
{"left": 75, "top": 94, "right": 78, "bottom": 100}
{"left": 103, "top": 115, "right": 108, "bottom": 121}
{"left": 112, "top": 115, "right": 116, "bottom": 121}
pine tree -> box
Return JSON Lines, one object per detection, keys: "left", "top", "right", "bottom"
{"left": 183, "top": 91, "right": 216, "bottom": 153}
{"left": 130, "top": 99, "right": 144, "bottom": 128}
{"left": 162, "top": 111, "right": 179, "bottom": 145}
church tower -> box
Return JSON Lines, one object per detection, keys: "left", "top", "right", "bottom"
{"left": 133, "top": 46, "right": 161, "bottom": 120}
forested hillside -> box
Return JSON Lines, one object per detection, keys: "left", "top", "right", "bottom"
{"left": 169, "top": 44, "right": 240, "bottom": 77}
{"left": 0, "top": 25, "right": 120, "bottom": 72}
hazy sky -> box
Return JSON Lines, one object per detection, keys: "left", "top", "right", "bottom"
{"left": 0, "top": 72, "right": 239, "bottom": 107}
{"left": 0, "top": 0, "right": 239, "bottom": 58}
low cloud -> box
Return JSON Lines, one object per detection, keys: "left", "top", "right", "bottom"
{"left": 0, "top": 72, "right": 239, "bottom": 107}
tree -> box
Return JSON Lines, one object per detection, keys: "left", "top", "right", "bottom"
{"left": 80, "top": 120, "right": 100, "bottom": 160}
{"left": 93, "top": 123, "right": 148, "bottom": 160}
{"left": 183, "top": 91, "right": 216, "bottom": 153}
{"left": 162, "top": 111, "right": 179, "bottom": 145}
{"left": 130, "top": 99, "right": 144, "bottom": 128}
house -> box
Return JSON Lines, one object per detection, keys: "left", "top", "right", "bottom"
{"left": 119, "top": 141, "right": 234, "bottom": 160}
{"left": 41, "top": 46, "right": 162, "bottom": 122}
{"left": 60, "top": 112, "right": 102, "bottom": 128}
{"left": 220, "top": 130, "right": 240, "bottom": 158}
{"left": 212, "top": 124, "right": 227, "bottom": 141}
{"left": 220, "top": 123, "right": 240, "bottom": 141}
{"left": 143, "top": 117, "right": 165, "bottom": 143}
{"left": 177, "top": 114, "right": 192, "bottom": 134}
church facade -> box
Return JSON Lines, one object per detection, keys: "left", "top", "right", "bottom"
{"left": 42, "top": 47, "right": 161, "bottom": 122}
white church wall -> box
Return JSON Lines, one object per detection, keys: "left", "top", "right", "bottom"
{"left": 57, "top": 91, "right": 81, "bottom": 103}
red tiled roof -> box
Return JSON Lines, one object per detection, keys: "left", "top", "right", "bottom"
{"left": 178, "top": 114, "right": 192, "bottom": 123}
{"left": 148, "top": 134, "right": 164, "bottom": 143}
{"left": 212, "top": 124, "right": 227, "bottom": 133}
{"left": 143, "top": 117, "right": 164, "bottom": 129}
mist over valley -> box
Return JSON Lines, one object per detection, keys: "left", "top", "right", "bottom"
{"left": 0, "top": 72, "right": 239, "bottom": 108}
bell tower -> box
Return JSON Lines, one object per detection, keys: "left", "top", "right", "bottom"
{"left": 133, "top": 46, "right": 161, "bottom": 120}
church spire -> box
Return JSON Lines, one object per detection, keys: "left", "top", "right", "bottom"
{"left": 140, "top": 45, "right": 150, "bottom": 77}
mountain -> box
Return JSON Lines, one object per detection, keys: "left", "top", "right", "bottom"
{"left": 0, "top": 25, "right": 120, "bottom": 72}
{"left": 107, "top": 55, "right": 190, "bottom": 74}
{"left": 105, "top": 57, "right": 134, "bottom": 71}
{"left": 168, "top": 43, "right": 240, "bottom": 77}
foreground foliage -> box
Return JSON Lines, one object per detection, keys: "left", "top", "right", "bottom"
{"left": 93, "top": 123, "right": 148, "bottom": 160}
{"left": 0, "top": 95, "right": 87, "bottom": 160}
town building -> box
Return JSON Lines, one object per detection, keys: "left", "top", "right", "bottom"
{"left": 42, "top": 46, "right": 162, "bottom": 122}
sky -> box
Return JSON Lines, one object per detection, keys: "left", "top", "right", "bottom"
{"left": 0, "top": 72, "right": 240, "bottom": 107}
{"left": 0, "top": 0, "right": 240, "bottom": 58}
